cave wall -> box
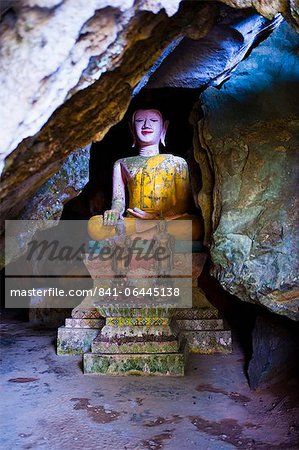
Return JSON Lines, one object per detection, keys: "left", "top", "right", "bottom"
{"left": 198, "top": 22, "right": 299, "bottom": 320}
{"left": 19, "top": 145, "right": 90, "bottom": 221}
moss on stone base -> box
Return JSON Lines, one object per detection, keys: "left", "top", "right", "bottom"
{"left": 57, "top": 327, "right": 100, "bottom": 355}
{"left": 92, "top": 339, "right": 179, "bottom": 354}
{"left": 183, "top": 330, "right": 232, "bottom": 354}
{"left": 83, "top": 352, "right": 185, "bottom": 376}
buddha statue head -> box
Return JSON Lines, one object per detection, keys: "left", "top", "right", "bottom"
{"left": 131, "top": 109, "right": 169, "bottom": 148}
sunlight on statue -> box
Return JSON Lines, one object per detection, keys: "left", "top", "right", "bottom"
{"left": 88, "top": 109, "right": 202, "bottom": 241}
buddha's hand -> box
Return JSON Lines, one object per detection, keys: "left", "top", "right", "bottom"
{"left": 127, "top": 207, "right": 157, "bottom": 219}
{"left": 103, "top": 209, "right": 120, "bottom": 225}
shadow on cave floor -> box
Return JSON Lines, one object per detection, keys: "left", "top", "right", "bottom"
{"left": 2, "top": 249, "right": 299, "bottom": 448}
{"left": 198, "top": 261, "right": 299, "bottom": 389}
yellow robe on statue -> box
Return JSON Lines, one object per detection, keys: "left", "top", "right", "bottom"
{"left": 88, "top": 154, "right": 201, "bottom": 241}
{"left": 127, "top": 154, "right": 192, "bottom": 216}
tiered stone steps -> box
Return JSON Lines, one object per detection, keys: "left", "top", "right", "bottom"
{"left": 91, "top": 325, "right": 180, "bottom": 354}
{"left": 57, "top": 305, "right": 105, "bottom": 355}
{"left": 174, "top": 306, "right": 232, "bottom": 354}
{"left": 83, "top": 308, "right": 187, "bottom": 376}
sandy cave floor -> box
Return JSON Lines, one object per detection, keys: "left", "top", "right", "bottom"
{"left": 1, "top": 313, "right": 299, "bottom": 450}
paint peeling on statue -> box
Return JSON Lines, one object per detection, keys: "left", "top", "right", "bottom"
{"left": 88, "top": 108, "right": 203, "bottom": 241}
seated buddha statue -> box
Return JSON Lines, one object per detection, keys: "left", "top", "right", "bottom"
{"left": 88, "top": 108, "right": 202, "bottom": 241}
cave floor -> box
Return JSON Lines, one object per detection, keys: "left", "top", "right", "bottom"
{"left": 1, "top": 313, "right": 298, "bottom": 450}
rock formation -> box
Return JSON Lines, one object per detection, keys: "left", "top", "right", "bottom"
{"left": 198, "top": 22, "right": 299, "bottom": 320}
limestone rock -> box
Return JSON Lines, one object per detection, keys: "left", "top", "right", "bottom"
{"left": 1, "top": 146, "right": 89, "bottom": 267}
{"left": 198, "top": 22, "right": 299, "bottom": 320}
{"left": 143, "top": 8, "right": 282, "bottom": 89}
{"left": 20, "top": 145, "right": 90, "bottom": 221}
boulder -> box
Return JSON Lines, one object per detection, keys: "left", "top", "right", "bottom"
{"left": 198, "top": 22, "right": 299, "bottom": 320}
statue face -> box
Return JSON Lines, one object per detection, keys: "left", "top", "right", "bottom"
{"left": 133, "top": 109, "right": 164, "bottom": 146}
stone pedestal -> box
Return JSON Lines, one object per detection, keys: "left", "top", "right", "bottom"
{"left": 57, "top": 299, "right": 105, "bottom": 355}
{"left": 56, "top": 239, "right": 232, "bottom": 372}
{"left": 83, "top": 307, "right": 186, "bottom": 376}
{"left": 175, "top": 288, "right": 232, "bottom": 354}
